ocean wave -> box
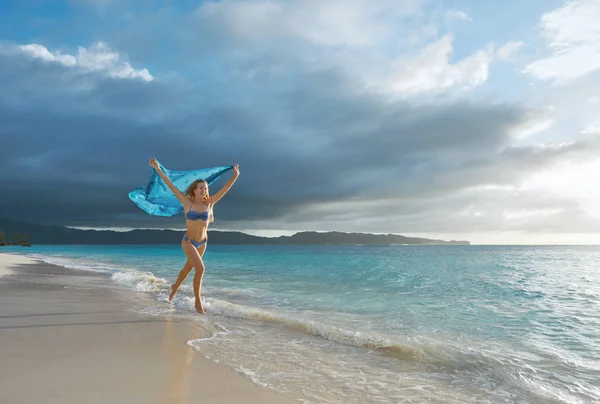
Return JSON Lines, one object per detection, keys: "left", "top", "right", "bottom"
{"left": 110, "top": 270, "right": 169, "bottom": 292}
{"left": 189, "top": 300, "right": 598, "bottom": 404}
{"left": 208, "top": 287, "right": 259, "bottom": 298}
{"left": 200, "top": 296, "right": 597, "bottom": 399}
{"left": 203, "top": 298, "right": 427, "bottom": 361}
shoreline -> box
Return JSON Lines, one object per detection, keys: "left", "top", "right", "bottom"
{"left": 0, "top": 252, "right": 296, "bottom": 404}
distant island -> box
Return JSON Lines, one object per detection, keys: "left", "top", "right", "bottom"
{"left": 0, "top": 218, "right": 470, "bottom": 246}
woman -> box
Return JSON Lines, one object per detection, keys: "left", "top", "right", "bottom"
{"left": 148, "top": 158, "right": 240, "bottom": 314}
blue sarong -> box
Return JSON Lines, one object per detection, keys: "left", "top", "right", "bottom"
{"left": 129, "top": 161, "right": 233, "bottom": 217}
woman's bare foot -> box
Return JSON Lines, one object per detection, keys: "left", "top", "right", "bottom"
{"left": 195, "top": 300, "right": 206, "bottom": 314}
{"left": 169, "top": 284, "right": 177, "bottom": 301}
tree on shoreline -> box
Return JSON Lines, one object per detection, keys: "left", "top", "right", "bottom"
{"left": 0, "top": 229, "right": 32, "bottom": 246}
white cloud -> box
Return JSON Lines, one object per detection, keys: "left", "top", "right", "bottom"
{"left": 386, "top": 35, "right": 492, "bottom": 94}
{"left": 524, "top": 0, "right": 600, "bottom": 81}
{"left": 18, "top": 42, "right": 153, "bottom": 82}
{"left": 522, "top": 157, "right": 600, "bottom": 219}
{"left": 195, "top": 1, "right": 495, "bottom": 96}
{"left": 197, "top": 0, "right": 425, "bottom": 47}
{"left": 510, "top": 117, "right": 554, "bottom": 139}
{"left": 583, "top": 122, "right": 600, "bottom": 134}
{"left": 19, "top": 44, "right": 77, "bottom": 66}
{"left": 496, "top": 41, "right": 524, "bottom": 60}
{"left": 445, "top": 10, "right": 472, "bottom": 22}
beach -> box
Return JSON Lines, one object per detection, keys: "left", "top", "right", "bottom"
{"left": 2, "top": 245, "right": 598, "bottom": 403}
{"left": 0, "top": 253, "right": 296, "bottom": 404}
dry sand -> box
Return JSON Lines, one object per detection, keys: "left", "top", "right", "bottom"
{"left": 0, "top": 252, "right": 296, "bottom": 404}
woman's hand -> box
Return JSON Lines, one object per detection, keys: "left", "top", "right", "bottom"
{"left": 149, "top": 158, "right": 160, "bottom": 170}
{"left": 233, "top": 164, "right": 240, "bottom": 177}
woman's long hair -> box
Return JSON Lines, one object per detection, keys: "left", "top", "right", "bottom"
{"left": 184, "top": 179, "right": 214, "bottom": 222}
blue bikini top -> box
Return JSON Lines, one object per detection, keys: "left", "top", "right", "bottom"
{"left": 186, "top": 201, "right": 210, "bottom": 221}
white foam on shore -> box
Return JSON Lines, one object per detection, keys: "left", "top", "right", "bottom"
{"left": 5, "top": 252, "right": 172, "bottom": 295}
{"left": 26, "top": 253, "right": 114, "bottom": 274}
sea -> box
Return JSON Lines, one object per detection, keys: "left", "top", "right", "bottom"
{"left": 3, "top": 244, "right": 600, "bottom": 403}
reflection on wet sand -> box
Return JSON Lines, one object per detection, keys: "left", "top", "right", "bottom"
{"left": 164, "top": 314, "right": 196, "bottom": 404}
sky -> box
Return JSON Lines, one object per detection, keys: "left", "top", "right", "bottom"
{"left": 1, "top": 0, "right": 599, "bottom": 245}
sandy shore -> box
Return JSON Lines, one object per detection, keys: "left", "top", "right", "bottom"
{"left": 0, "top": 253, "right": 296, "bottom": 404}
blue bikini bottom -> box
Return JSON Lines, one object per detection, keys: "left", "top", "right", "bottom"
{"left": 182, "top": 234, "right": 207, "bottom": 249}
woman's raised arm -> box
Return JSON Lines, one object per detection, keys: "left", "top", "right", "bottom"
{"left": 149, "top": 158, "right": 188, "bottom": 205}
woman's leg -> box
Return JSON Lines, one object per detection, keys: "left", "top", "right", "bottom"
{"left": 193, "top": 262, "right": 205, "bottom": 313}
{"left": 169, "top": 259, "right": 194, "bottom": 301}
{"left": 181, "top": 240, "right": 207, "bottom": 314}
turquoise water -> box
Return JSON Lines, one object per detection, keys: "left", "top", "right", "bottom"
{"left": 5, "top": 244, "right": 600, "bottom": 403}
